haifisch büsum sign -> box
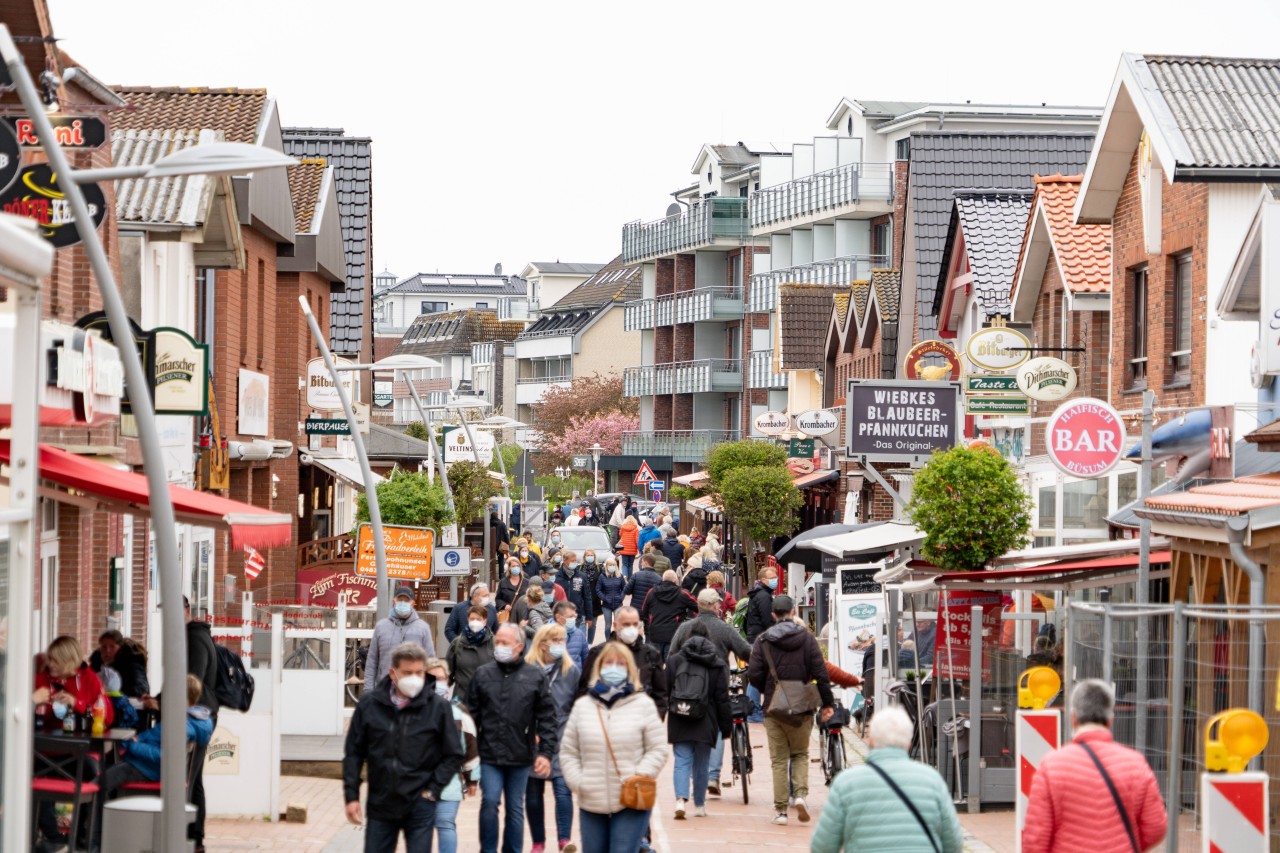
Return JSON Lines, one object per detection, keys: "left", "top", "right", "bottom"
{"left": 845, "top": 379, "right": 960, "bottom": 462}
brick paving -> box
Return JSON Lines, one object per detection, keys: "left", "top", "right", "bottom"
{"left": 206, "top": 724, "right": 1014, "bottom": 852}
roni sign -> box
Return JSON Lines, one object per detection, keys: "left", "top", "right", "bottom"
{"left": 845, "top": 379, "right": 960, "bottom": 462}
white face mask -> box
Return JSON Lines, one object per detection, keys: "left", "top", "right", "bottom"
{"left": 468, "top": 620, "right": 486, "bottom": 634}
{"left": 618, "top": 626, "right": 640, "bottom": 644}
{"left": 396, "top": 674, "right": 425, "bottom": 699}
{"left": 494, "top": 645, "right": 516, "bottom": 664}
{"left": 434, "top": 680, "right": 450, "bottom": 699}
{"left": 480, "top": 596, "right": 492, "bottom": 608}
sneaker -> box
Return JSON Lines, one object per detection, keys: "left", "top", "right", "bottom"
{"left": 531, "top": 845, "right": 545, "bottom": 853}
{"left": 694, "top": 805, "right": 707, "bottom": 817}
{"left": 794, "top": 797, "right": 810, "bottom": 822}
{"left": 707, "top": 780, "right": 721, "bottom": 797}
{"left": 559, "top": 842, "right": 577, "bottom": 853}
{"left": 773, "top": 811, "right": 788, "bottom": 825}
{"left": 674, "top": 798, "right": 687, "bottom": 819}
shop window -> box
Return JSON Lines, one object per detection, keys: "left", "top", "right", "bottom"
{"left": 1062, "top": 477, "right": 1110, "bottom": 529}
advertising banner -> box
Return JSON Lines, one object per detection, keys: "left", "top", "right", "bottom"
{"left": 934, "top": 590, "right": 1003, "bottom": 681}
{"left": 845, "top": 379, "right": 960, "bottom": 462}
{"left": 237, "top": 369, "right": 270, "bottom": 436}
{"left": 832, "top": 563, "right": 884, "bottom": 676}
{"left": 355, "top": 523, "right": 433, "bottom": 581}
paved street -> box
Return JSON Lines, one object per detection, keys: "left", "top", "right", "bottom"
{"left": 207, "top": 724, "right": 1014, "bottom": 852}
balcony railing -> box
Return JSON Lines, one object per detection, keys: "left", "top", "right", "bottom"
{"left": 622, "top": 196, "right": 750, "bottom": 264}
{"left": 624, "top": 286, "right": 744, "bottom": 331}
{"left": 747, "top": 349, "right": 787, "bottom": 389}
{"left": 747, "top": 253, "right": 889, "bottom": 313}
{"left": 623, "top": 358, "right": 742, "bottom": 397}
{"left": 517, "top": 375, "right": 572, "bottom": 385}
{"left": 750, "top": 162, "right": 894, "bottom": 231}
{"left": 622, "top": 429, "right": 741, "bottom": 463}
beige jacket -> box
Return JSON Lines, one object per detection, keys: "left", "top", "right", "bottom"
{"left": 559, "top": 690, "right": 668, "bottom": 814}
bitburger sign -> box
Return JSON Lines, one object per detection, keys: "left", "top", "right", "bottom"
{"left": 845, "top": 379, "right": 960, "bottom": 462}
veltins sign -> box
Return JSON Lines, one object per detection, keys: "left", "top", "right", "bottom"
{"left": 903, "top": 340, "right": 962, "bottom": 381}
{"left": 796, "top": 409, "right": 839, "bottom": 438}
{"left": 355, "top": 523, "right": 434, "bottom": 581}
{"left": 754, "top": 410, "right": 789, "bottom": 436}
{"left": 442, "top": 426, "right": 494, "bottom": 465}
{"left": 0, "top": 163, "right": 107, "bottom": 248}
{"left": 1016, "top": 357, "right": 1078, "bottom": 402}
{"left": 306, "top": 356, "right": 355, "bottom": 412}
{"left": 845, "top": 379, "right": 960, "bottom": 462}
{"left": 1045, "top": 397, "right": 1126, "bottom": 478}
{"left": 966, "top": 326, "right": 1030, "bottom": 372}
{"left": 152, "top": 328, "right": 209, "bottom": 415}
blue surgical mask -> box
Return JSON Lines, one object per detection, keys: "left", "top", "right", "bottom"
{"left": 548, "top": 643, "right": 566, "bottom": 660}
{"left": 511, "top": 566, "right": 522, "bottom": 576}
{"left": 565, "top": 619, "right": 577, "bottom": 634}
{"left": 600, "top": 665, "right": 628, "bottom": 686}
{"left": 394, "top": 600, "right": 413, "bottom": 618}
{"left": 585, "top": 556, "right": 596, "bottom": 564}
{"left": 567, "top": 562, "right": 578, "bottom": 572}
{"left": 553, "top": 556, "right": 563, "bottom": 565}
{"left": 52, "top": 701, "right": 69, "bottom": 720}
{"left": 765, "top": 578, "right": 778, "bottom": 590}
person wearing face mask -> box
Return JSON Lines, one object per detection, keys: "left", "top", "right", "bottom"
{"left": 466, "top": 624, "right": 558, "bottom": 853}
{"left": 552, "top": 601, "right": 589, "bottom": 671}
{"left": 365, "top": 586, "right": 436, "bottom": 693}
{"left": 539, "top": 563, "right": 569, "bottom": 604}
{"left": 555, "top": 551, "right": 594, "bottom": 640}
{"left": 497, "top": 557, "right": 531, "bottom": 616}
{"left": 577, "top": 606, "right": 668, "bottom": 721}
{"left": 579, "top": 550, "right": 604, "bottom": 643}
{"left": 523, "top": 624, "right": 581, "bottom": 853}
{"left": 742, "top": 566, "right": 781, "bottom": 724}
{"left": 447, "top": 605, "right": 497, "bottom": 701}
{"left": 446, "top": 583, "right": 499, "bottom": 643}
{"left": 560, "top": 643, "right": 668, "bottom": 853}
{"left": 423, "top": 658, "right": 481, "bottom": 853}
{"left": 594, "top": 557, "right": 626, "bottom": 638}
{"left": 344, "top": 642, "right": 465, "bottom": 852}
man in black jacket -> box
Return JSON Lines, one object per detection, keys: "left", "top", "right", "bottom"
{"left": 554, "top": 550, "right": 594, "bottom": 630}
{"left": 743, "top": 565, "right": 780, "bottom": 723}
{"left": 578, "top": 605, "right": 668, "bottom": 719}
{"left": 344, "top": 641, "right": 465, "bottom": 851}
{"left": 444, "top": 583, "right": 499, "bottom": 643}
{"left": 640, "top": 570, "right": 698, "bottom": 659}
{"left": 748, "top": 595, "right": 834, "bottom": 826}
{"left": 466, "top": 624, "right": 557, "bottom": 853}
{"left": 623, "top": 553, "right": 662, "bottom": 611}
{"left": 185, "top": 596, "right": 219, "bottom": 851}
{"left": 659, "top": 525, "right": 685, "bottom": 570}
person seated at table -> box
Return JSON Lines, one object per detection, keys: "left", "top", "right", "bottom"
{"left": 90, "top": 629, "right": 150, "bottom": 699}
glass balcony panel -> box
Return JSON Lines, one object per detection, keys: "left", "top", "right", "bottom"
{"left": 747, "top": 349, "right": 787, "bottom": 389}
{"left": 621, "top": 429, "right": 742, "bottom": 463}
{"left": 746, "top": 254, "right": 890, "bottom": 313}
{"left": 750, "top": 162, "right": 894, "bottom": 231}
{"left": 622, "top": 197, "right": 752, "bottom": 264}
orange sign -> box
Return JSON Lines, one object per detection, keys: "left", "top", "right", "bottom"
{"left": 355, "top": 524, "right": 434, "bottom": 581}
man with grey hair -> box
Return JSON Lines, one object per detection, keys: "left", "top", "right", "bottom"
{"left": 445, "top": 582, "right": 497, "bottom": 642}
{"left": 810, "top": 705, "right": 962, "bottom": 852}
{"left": 640, "top": 569, "right": 698, "bottom": 660}
{"left": 1022, "top": 679, "right": 1166, "bottom": 853}
{"left": 659, "top": 523, "right": 685, "bottom": 569}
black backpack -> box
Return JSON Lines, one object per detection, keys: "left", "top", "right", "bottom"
{"left": 213, "top": 643, "right": 255, "bottom": 712}
{"left": 669, "top": 655, "right": 711, "bottom": 719}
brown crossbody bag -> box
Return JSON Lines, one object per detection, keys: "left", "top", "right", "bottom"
{"left": 596, "top": 705, "right": 657, "bottom": 811}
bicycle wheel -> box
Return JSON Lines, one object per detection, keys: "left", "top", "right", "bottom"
{"left": 827, "top": 733, "right": 845, "bottom": 781}
{"left": 733, "top": 725, "right": 750, "bottom": 805}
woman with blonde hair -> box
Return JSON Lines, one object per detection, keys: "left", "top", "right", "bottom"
{"left": 560, "top": 642, "right": 667, "bottom": 853}
{"left": 595, "top": 556, "right": 626, "bottom": 638}
{"left": 524, "top": 624, "right": 581, "bottom": 853}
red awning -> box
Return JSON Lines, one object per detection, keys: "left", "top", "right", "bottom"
{"left": 1, "top": 442, "right": 292, "bottom": 550}
{"left": 932, "top": 551, "right": 1172, "bottom": 587}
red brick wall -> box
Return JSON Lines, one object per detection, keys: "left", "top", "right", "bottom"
{"left": 1109, "top": 151, "right": 1207, "bottom": 411}
{"left": 892, "top": 160, "right": 910, "bottom": 271}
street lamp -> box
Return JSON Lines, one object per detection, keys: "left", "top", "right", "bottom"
{"left": 589, "top": 441, "right": 604, "bottom": 494}
{"left": 0, "top": 24, "right": 298, "bottom": 851}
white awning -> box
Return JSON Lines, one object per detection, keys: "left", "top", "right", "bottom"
{"left": 806, "top": 520, "right": 924, "bottom": 558}
{"left": 301, "top": 454, "right": 385, "bottom": 489}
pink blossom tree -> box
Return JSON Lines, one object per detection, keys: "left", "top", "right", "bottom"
{"left": 538, "top": 410, "right": 639, "bottom": 482}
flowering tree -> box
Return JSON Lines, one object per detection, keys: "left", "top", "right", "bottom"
{"left": 537, "top": 410, "right": 639, "bottom": 479}
{"left": 531, "top": 373, "right": 637, "bottom": 475}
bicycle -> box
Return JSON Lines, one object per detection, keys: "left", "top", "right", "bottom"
{"left": 726, "top": 665, "right": 753, "bottom": 804}
{"left": 819, "top": 700, "right": 851, "bottom": 786}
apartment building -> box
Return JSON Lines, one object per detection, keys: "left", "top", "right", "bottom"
{"left": 519, "top": 261, "right": 606, "bottom": 321}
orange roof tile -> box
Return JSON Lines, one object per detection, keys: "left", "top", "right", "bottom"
{"left": 287, "top": 159, "right": 326, "bottom": 234}
{"left": 1032, "top": 175, "right": 1111, "bottom": 294}
{"left": 1145, "top": 473, "right": 1280, "bottom": 516}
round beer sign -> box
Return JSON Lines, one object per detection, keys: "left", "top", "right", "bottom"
{"left": 795, "top": 408, "right": 839, "bottom": 437}
{"left": 966, "top": 326, "right": 1030, "bottom": 372}
{"left": 754, "top": 410, "right": 789, "bottom": 436}
{"left": 1016, "top": 357, "right": 1078, "bottom": 402}
{"left": 1045, "top": 397, "right": 1127, "bottom": 478}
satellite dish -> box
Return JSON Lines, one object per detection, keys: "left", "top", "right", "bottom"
{"left": 665, "top": 203, "right": 682, "bottom": 218}
{"left": 494, "top": 263, "right": 503, "bottom": 276}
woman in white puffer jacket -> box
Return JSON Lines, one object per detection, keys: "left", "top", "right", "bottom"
{"left": 559, "top": 642, "right": 668, "bottom": 853}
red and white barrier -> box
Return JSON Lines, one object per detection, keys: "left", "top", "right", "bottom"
{"left": 1202, "top": 772, "right": 1268, "bottom": 853}
{"left": 1016, "top": 709, "right": 1061, "bottom": 850}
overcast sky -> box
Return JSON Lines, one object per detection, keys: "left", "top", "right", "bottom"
{"left": 49, "top": 0, "right": 1280, "bottom": 280}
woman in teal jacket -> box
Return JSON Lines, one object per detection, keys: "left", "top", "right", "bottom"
{"left": 810, "top": 706, "right": 962, "bottom": 853}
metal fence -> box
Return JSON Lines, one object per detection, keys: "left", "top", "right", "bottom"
{"left": 1067, "top": 601, "right": 1280, "bottom": 851}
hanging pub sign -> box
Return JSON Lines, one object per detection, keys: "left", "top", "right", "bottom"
{"left": 4, "top": 115, "right": 108, "bottom": 149}
{"left": 47, "top": 326, "right": 123, "bottom": 426}
{"left": 0, "top": 118, "right": 19, "bottom": 195}
{"left": 152, "top": 328, "right": 209, "bottom": 415}
{"left": 0, "top": 163, "right": 106, "bottom": 248}
{"left": 903, "top": 339, "right": 962, "bottom": 381}
{"left": 373, "top": 380, "right": 393, "bottom": 409}
{"left": 1015, "top": 357, "right": 1078, "bottom": 402}
{"left": 1045, "top": 397, "right": 1126, "bottom": 478}
{"left": 306, "top": 356, "right": 355, "bottom": 412}
{"left": 845, "top": 379, "right": 961, "bottom": 463}
{"left": 965, "top": 325, "right": 1031, "bottom": 373}
{"left": 754, "top": 410, "right": 789, "bottom": 436}
{"left": 795, "top": 408, "right": 839, "bottom": 438}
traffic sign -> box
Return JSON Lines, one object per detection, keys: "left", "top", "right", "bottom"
{"left": 433, "top": 547, "right": 472, "bottom": 577}
{"left": 648, "top": 480, "right": 666, "bottom": 492}
{"left": 633, "top": 460, "right": 657, "bottom": 484}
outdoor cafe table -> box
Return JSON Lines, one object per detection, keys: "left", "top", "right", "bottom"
{"left": 35, "top": 727, "right": 140, "bottom": 766}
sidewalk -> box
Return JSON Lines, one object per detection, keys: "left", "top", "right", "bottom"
{"left": 206, "top": 723, "right": 1016, "bottom": 852}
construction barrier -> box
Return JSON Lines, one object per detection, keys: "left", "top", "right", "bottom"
{"left": 1015, "top": 709, "right": 1060, "bottom": 850}
{"left": 1201, "top": 772, "right": 1268, "bottom": 853}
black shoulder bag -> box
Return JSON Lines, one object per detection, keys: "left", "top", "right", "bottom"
{"left": 866, "top": 761, "right": 940, "bottom": 853}
{"left": 1078, "top": 741, "right": 1139, "bottom": 853}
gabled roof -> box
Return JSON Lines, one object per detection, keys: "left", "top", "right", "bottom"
{"left": 113, "top": 128, "right": 228, "bottom": 227}
{"left": 287, "top": 160, "right": 326, "bottom": 234}
{"left": 778, "top": 284, "right": 844, "bottom": 371}
{"left": 690, "top": 143, "right": 761, "bottom": 174}
{"left": 282, "top": 129, "right": 374, "bottom": 355}
{"left": 934, "top": 190, "right": 1033, "bottom": 322}
{"left": 1010, "top": 176, "right": 1112, "bottom": 320}
{"left": 113, "top": 87, "right": 269, "bottom": 143}
{"left": 380, "top": 273, "right": 527, "bottom": 297}
{"left": 393, "top": 310, "right": 525, "bottom": 358}
{"left": 547, "top": 255, "right": 641, "bottom": 312}
{"left": 826, "top": 270, "right": 903, "bottom": 378}
{"left": 906, "top": 132, "right": 1096, "bottom": 340}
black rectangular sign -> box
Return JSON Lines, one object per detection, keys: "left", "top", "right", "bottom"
{"left": 845, "top": 379, "right": 960, "bottom": 463}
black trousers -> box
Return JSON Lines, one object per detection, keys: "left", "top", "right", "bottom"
{"left": 189, "top": 712, "right": 216, "bottom": 842}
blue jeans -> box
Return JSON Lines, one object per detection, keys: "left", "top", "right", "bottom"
{"left": 526, "top": 775, "right": 573, "bottom": 845}
{"left": 602, "top": 607, "right": 615, "bottom": 637}
{"left": 746, "top": 684, "right": 764, "bottom": 723}
{"left": 578, "top": 807, "right": 651, "bottom": 853}
{"left": 480, "top": 763, "right": 532, "bottom": 853}
{"left": 672, "top": 742, "right": 711, "bottom": 806}
{"left": 709, "top": 735, "right": 725, "bottom": 782}
{"left": 621, "top": 554, "right": 634, "bottom": 579}
{"left": 433, "top": 799, "right": 460, "bottom": 853}
{"left": 586, "top": 614, "right": 598, "bottom": 644}
{"left": 365, "top": 795, "right": 436, "bottom": 853}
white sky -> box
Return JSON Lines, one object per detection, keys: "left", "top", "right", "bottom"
{"left": 48, "top": 0, "right": 1280, "bottom": 280}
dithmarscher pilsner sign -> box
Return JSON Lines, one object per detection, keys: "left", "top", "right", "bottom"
{"left": 845, "top": 379, "right": 961, "bottom": 463}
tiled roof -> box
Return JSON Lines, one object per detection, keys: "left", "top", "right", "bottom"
{"left": 548, "top": 255, "right": 641, "bottom": 311}
{"left": 779, "top": 284, "right": 844, "bottom": 371}
{"left": 1144, "top": 473, "right": 1280, "bottom": 517}
{"left": 287, "top": 159, "right": 326, "bottom": 234}
{"left": 871, "top": 268, "right": 900, "bottom": 324}
{"left": 365, "top": 423, "right": 437, "bottom": 460}
{"left": 112, "top": 128, "right": 224, "bottom": 225}
{"left": 907, "top": 132, "right": 1095, "bottom": 340}
{"left": 529, "top": 262, "right": 605, "bottom": 275}
{"left": 1246, "top": 416, "right": 1280, "bottom": 447}
{"left": 383, "top": 273, "right": 527, "bottom": 297}
{"left": 283, "top": 128, "right": 374, "bottom": 355}
{"left": 934, "top": 190, "right": 1033, "bottom": 316}
{"left": 833, "top": 292, "right": 850, "bottom": 330}
{"left": 1032, "top": 175, "right": 1111, "bottom": 293}
{"left": 113, "top": 87, "right": 268, "bottom": 143}
{"left": 393, "top": 310, "right": 525, "bottom": 358}
{"left": 829, "top": 270, "right": 901, "bottom": 378}
{"left": 709, "top": 144, "right": 757, "bottom": 167}
{"left": 1142, "top": 55, "right": 1280, "bottom": 169}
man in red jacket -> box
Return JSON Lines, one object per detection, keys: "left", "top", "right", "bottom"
{"left": 1023, "top": 679, "right": 1166, "bottom": 853}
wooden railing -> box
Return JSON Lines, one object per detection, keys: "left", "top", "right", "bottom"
{"left": 297, "top": 534, "right": 357, "bottom": 573}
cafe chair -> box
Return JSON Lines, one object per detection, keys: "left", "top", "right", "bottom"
{"left": 117, "top": 741, "right": 202, "bottom": 800}
{"left": 32, "top": 734, "right": 99, "bottom": 849}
